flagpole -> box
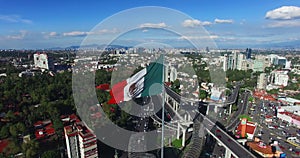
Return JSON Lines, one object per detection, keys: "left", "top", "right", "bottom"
{"left": 161, "top": 54, "right": 165, "bottom": 158}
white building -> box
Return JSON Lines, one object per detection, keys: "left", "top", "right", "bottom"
{"left": 165, "top": 65, "right": 177, "bottom": 82}
{"left": 33, "top": 53, "right": 54, "bottom": 70}
{"left": 257, "top": 73, "right": 267, "bottom": 90}
{"left": 269, "top": 71, "right": 289, "bottom": 87}
{"left": 63, "top": 114, "right": 98, "bottom": 158}
{"left": 222, "top": 51, "right": 243, "bottom": 71}
{"left": 236, "top": 54, "right": 245, "bottom": 70}
{"left": 277, "top": 106, "right": 300, "bottom": 129}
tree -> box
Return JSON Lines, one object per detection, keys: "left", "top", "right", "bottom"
{"left": 171, "top": 79, "right": 181, "bottom": 94}
{"left": 15, "top": 122, "right": 26, "bottom": 134}
{"left": 5, "top": 110, "right": 16, "bottom": 121}
{"left": 199, "top": 90, "right": 207, "bottom": 100}
{"left": 0, "top": 125, "right": 9, "bottom": 139}
{"left": 41, "top": 150, "right": 59, "bottom": 158}
{"left": 3, "top": 140, "right": 21, "bottom": 155}
{"left": 21, "top": 140, "right": 39, "bottom": 158}
{"left": 9, "top": 125, "right": 18, "bottom": 137}
{"left": 53, "top": 118, "right": 63, "bottom": 135}
{"left": 231, "top": 104, "right": 238, "bottom": 111}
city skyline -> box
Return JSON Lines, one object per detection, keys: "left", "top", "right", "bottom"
{"left": 1, "top": 0, "right": 300, "bottom": 49}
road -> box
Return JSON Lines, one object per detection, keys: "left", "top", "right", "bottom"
{"left": 251, "top": 99, "right": 300, "bottom": 157}
{"left": 226, "top": 91, "right": 250, "bottom": 131}
{"left": 165, "top": 87, "right": 256, "bottom": 158}
{"left": 225, "top": 84, "right": 240, "bottom": 105}
{"left": 200, "top": 114, "right": 256, "bottom": 158}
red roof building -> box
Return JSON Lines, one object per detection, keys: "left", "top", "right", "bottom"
{"left": 0, "top": 139, "right": 9, "bottom": 153}
{"left": 235, "top": 120, "right": 257, "bottom": 140}
{"left": 34, "top": 120, "right": 56, "bottom": 139}
{"left": 247, "top": 138, "right": 284, "bottom": 158}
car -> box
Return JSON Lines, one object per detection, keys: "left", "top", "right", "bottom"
{"left": 217, "top": 135, "right": 222, "bottom": 139}
{"left": 279, "top": 145, "right": 285, "bottom": 150}
{"left": 216, "top": 129, "right": 221, "bottom": 132}
{"left": 268, "top": 125, "right": 275, "bottom": 129}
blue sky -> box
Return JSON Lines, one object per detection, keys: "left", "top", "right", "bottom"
{"left": 1, "top": 0, "right": 300, "bottom": 49}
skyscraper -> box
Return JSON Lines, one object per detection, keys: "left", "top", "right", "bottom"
{"left": 246, "top": 48, "right": 252, "bottom": 59}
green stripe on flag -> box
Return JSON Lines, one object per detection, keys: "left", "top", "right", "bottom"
{"left": 142, "top": 55, "right": 164, "bottom": 96}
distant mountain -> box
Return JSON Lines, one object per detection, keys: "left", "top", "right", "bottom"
{"left": 250, "top": 40, "right": 300, "bottom": 49}
{"left": 47, "top": 44, "right": 131, "bottom": 50}
{"left": 216, "top": 40, "right": 300, "bottom": 49}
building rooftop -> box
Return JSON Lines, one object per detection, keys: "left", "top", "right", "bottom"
{"left": 236, "top": 121, "right": 257, "bottom": 135}
{"left": 0, "top": 139, "right": 9, "bottom": 153}
{"left": 247, "top": 141, "right": 274, "bottom": 155}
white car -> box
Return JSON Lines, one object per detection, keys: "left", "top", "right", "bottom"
{"left": 268, "top": 125, "right": 275, "bottom": 129}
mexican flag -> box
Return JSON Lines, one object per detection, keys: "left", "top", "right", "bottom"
{"left": 108, "top": 55, "right": 164, "bottom": 104}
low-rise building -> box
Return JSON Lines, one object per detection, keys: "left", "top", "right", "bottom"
{"left": 235, "top": 119, "right": 257, "bottom": 140}
{"left": 277, "top": 106, "right": 300, "bottom": 128}
{"left": 247, "top": 139, "right": 285, "bottom": 158}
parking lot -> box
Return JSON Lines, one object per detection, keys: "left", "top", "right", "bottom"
{"left": 250, "top": 99, "right": 300, "bottom": 157}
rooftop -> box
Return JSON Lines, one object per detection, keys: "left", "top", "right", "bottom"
{"left": 236, "top": 121, "right": 257, "bottom": 135}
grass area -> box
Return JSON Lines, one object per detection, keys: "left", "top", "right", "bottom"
{"left": 171, "top": 139, "right": 182, "bottom": 149}
{"left": 239, "top": 114, "right": 252, "bottom": 121}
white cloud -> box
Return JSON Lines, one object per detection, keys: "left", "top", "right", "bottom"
{"left": 139, "top": 22, "right": 167, "bottom": 28}
{"left": 63, "top": 31, "right": 89, "bottom": 37}
{"left": 182, "top": 19, "right": 212, "bottom": 27}
{"left": 0, "top": 15, "right": 32, "bottom": 24}
{"left": 265, "top": 6, "right": 300, "bottom": 20}
{"left": 178, "top": 35, "right": 219, "bottom": 40}
{"left": 49, "top": 32, "right": 58, "bottom": 37}
{"left": 7, "top": 30, "right": 28, "bottom": 40}
{"left": 96, "top": 28, "right": 119, "bottom": 34}
{"left": 266, "top": 20, "right": 300, "bottom": 28}
{"left": 214, "top": 18, "right": 234, "bottom": 24}
{"left": 63, "top": 28, "right": 119, "bottom": 37}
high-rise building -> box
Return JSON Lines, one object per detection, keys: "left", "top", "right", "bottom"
{"left": 33, "top": 53, "right": 54, "bottom": 70}
{"left": 223, "top": 51, "right": 241, "bottom": 70}
{"left": 164, "top": 64, "right": 177, "bottom": 82}
{"left": 223, "top": 54, "right": 228, "bottom": 71}
{"left": 241, "top": 60, "right": 252, "bottom": 71}
{"left": 277, "top": 57, "right": 287, "bottom": 67}
{"left": 237, "top": 54, "right": 245, "bottom": 70}
{"left": 63, "top": 114, "right": 98, "bottom": 158}
{"left": 253, "top": 60, "right": 264, "bottom": 72}
{"left": 246, "top": 48, "right": 252, "bottom": 59}
{"left": 257, "top": 73, "right": 267, "bottom": 90}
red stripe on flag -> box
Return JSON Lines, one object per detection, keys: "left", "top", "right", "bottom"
{"left": 108, "top": 80, "right": 127, "bottom": 104}
{"left": 96, "top": 83, "right": 110, "bottom": 91}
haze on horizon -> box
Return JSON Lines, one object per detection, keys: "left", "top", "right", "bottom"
{"left": 1, "top": 0, "right": 300, "bottom": 49}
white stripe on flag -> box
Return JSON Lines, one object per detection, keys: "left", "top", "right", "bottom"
{"left": 123, "top": 68, "right": 147, "bottom": 101}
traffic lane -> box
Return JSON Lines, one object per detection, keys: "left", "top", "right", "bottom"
{"left": 202, "top": 116, "right": 256, "bottom": 158}
{"left": 259, "top": 122, "right": 296, "bottom": 157}
{"left": 226, "top": 92, "right": 249, "bottom": 130}
{"left": 211, "top": 126, "right": 255, "bottom": 158}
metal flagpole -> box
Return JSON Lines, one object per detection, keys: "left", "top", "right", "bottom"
{"left": 161, "top": 54, "right": 165, "bottom": 158}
